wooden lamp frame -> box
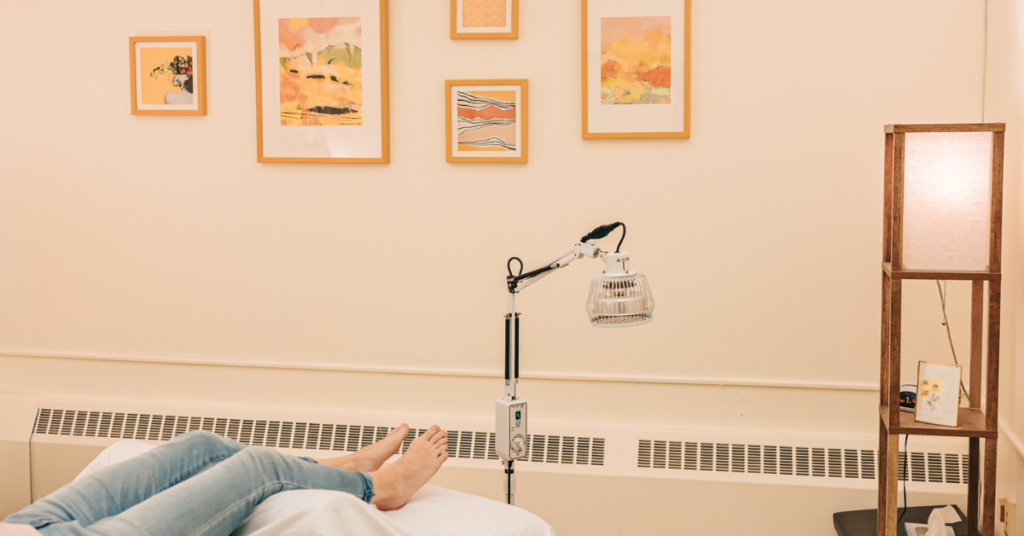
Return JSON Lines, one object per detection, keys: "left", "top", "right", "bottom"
{"left": 877, "top": 123, "right": 1005, "bottom": 536}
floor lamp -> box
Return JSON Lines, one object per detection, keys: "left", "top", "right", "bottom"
{"left": 496, "top": 222, "right": 655, "bottom": 505}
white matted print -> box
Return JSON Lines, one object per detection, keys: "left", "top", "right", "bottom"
{"left": 254, "top": 0, "right": 389, "bottom": 163}
{"left": 915, "top": 361, "right": 963, "bottom": 427}
{"left": 130, "top": 37, "right": 206, "bottom": 116}
{"left": 451, "top": 0, "right": 518, "bottom": 39}
{"left": 583, "top": 0, "right": 689, "bottom": 138}
{"left": 446, "top": 80, "right": 527, "bottom": 163}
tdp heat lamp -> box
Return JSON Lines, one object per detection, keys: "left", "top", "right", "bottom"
{"left": 497, "top": 222, "right": 654, "bottom": 505}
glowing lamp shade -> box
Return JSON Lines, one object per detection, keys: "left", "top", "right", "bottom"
{"left": 902, "top": 131, "right": 994, "bottom": 271}
{"left": 586, "top": 252, "right": 654, "bottom": 327}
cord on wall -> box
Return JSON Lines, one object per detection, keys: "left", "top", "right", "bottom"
{"left": 936, "top": 281, "right": 971, "bottom": 402}
{"left": 897, "top": 435, "right": 909, "bottom": 525}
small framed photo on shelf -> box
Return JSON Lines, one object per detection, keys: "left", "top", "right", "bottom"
{"left": 446, "top": 79, "right": 528, "bottom": 163}
{"left": 915, "top": 361, "right": 963, "bottom": 427}
{"left": 130, "top": 36, "right": 206, "bottom": 116}
{"left": 582, "top": 0, "right": 690, "bottom": 138}
{"left": 451, "top": 0, "right": 518, "bottom": 39}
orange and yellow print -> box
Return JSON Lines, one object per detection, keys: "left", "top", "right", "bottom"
{"left": 140, "top": 47, "right": 193, "bottom": 105}
{"left": 462, "top": 0, "right": 507, "bottom": 28}
{"left": 600, "top": 16, "right": 671, "bottom": 105}
{"left": 279, "top": 17, "right": 362, "bottom": 126}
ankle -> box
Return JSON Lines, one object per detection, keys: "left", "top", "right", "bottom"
{"left": 368, "top": 469, "right": 401, "bottom": 505}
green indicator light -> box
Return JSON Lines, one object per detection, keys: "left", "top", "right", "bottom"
{"left": 515, "top": 411, "right": 521, "bottom": 419}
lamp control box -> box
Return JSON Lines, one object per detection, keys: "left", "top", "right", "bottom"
{"left": 496, "top": 398, "right": 528, "bottom": 461}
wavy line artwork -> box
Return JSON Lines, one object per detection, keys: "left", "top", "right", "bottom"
{"left": 462, "top": 0, "right": 507, "bottom": 28}
{"left": 457, "top": 90, "right": 516, "bottom": 152}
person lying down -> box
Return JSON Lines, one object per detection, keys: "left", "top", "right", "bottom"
{"left": 1, "top": 424, "right": 447, "bottom": 536}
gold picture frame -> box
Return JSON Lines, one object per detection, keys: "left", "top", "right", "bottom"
{"left": 914, "top": 361, "right": 964, "bottom": 428}
{"left": 130, "top": 36, "right": 207, "bottom": 116}
{"left": 253, "top": 0, "right": 391, "bottom": 163}
{"left": 582, "top": 0, "right": 690, "bottom": 138}
{"left": 451, "top": 0, "right": 519, "bottom": 40}
{"left": 446, "top": 79, "right": 528, "bottom": 163}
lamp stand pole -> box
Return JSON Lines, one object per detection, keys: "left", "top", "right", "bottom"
{"left": 503, "top": 291, "right": 519, "bottom": 505}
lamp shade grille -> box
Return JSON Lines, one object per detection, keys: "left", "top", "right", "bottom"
{"left": 586, "top": 272, "right": 654, "bottom": 328}
{"left": 902, "top": 131, "right": 993, "bottom": 271}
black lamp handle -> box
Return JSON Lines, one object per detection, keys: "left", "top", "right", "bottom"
{"left": 580, "top": 222, "right": 626, "bottom": 253}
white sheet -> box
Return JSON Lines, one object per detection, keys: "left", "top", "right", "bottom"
{"left": 77, "top": 440, "right": 555, "bottom": 536}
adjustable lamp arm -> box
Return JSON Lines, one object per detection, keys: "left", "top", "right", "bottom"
{"left": 506, "top": 222, "right": 625, "bottom": 293}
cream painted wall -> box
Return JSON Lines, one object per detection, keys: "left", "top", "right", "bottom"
{"left": 0, "top": 0, "right": 1014, "bottom": 534}
{"left": 985, "top": 0, "right": 1024, "bottom": 530}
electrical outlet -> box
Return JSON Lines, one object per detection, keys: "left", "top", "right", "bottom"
{"left": 1002, "top": 497, "right": 1017, "bottom": 536}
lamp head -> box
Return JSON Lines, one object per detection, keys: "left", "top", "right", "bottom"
{"left": 585, "top": 251, "right": 654, "bottom": 328}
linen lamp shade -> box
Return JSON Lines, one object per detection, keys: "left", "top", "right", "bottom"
{"left": 902, "top": 131, "right": 994, "bottom": 271}
{"left": 884, "top": 124, "right": 1004, "bottom": 276}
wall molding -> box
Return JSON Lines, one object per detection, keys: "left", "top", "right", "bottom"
{"left": 0, "top": 350, "right": 877, "bottom": 392}
{"left": 4, "top": 350, "right": 1022, "bottom": 458}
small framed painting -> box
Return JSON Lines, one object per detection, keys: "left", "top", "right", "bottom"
{"left": 582, "top": 0, "right": 690, "bottom": 138}
{"left": 446, "top": 79, "right": 528, "bottom": 163}
{"left": 253, "top": 0, "right": 390, "bottom": 163}
{"left": 915, "top": 361, "right": 964, "bottom": 427}
{"left": 130, "top": 36, "right": 206, "bottom": 116}
{"left": 451, "top": 0, "right": 519, "bottom": 39}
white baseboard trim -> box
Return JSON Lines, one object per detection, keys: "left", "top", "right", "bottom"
{"left": 0, "top": 350, "right": 878, "bottom": 391}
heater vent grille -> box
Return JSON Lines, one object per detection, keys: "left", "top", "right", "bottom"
{"left": 526, "top": 434, "right": 604, "bottom": 466}
{"left": 31, "top": 409, "right": 604, "bottom": 467}
{"left": 636, "top": 439, "right": 968, "bottom": 485}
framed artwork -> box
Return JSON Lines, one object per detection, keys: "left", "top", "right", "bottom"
{"left": 446, "top": 79, "right": 528, "bottom": 163}
{"left": 915, "top": 361, "right": 964, "bottom": 427}
{"left": 582, "top": 0, "right": 690, "bottom": 138}
{"left": 451, "top": 0, "right": 519, "bottom": 40}
{"left": 253, "top": 0, "right": 390, "bottom": 163}
{"left": 130, "top": 36, "right": 206, "bottom": 116}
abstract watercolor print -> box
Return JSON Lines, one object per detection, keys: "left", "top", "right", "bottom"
{"left": 457, "top": 91, "right": 516, "bottom": 151}
{"left": 600, "top": 16, "right": 670, "bottom": 105}
{"left": 278, "top": 17, "right": 362, "bottom": 126}
{"left": 462, "top": 0, "right": 507, "bottom": 28}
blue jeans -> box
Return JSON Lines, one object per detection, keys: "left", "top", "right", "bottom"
{"left": 3, "top": 431, "right": 374, "bottom": 536}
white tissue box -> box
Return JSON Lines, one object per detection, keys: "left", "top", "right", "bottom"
{"left": 905, "top": 523, "right": 954, "bottom": 536}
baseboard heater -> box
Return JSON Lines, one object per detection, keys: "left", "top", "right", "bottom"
{"left": 0, "top": 393, "right": 969, "bottom": 516}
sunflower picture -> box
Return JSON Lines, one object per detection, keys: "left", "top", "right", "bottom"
{"left": 915, "top": 362, "right": 962, "bottom": 427}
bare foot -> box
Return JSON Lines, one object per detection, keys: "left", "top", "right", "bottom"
{"left": 368, "top": 425, "right": 448, "bottom": 511}
{"left": 321, "top": 424, "right": 409, "bottom": 473}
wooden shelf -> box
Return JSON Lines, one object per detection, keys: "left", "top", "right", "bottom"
{"left": 879, "top": 406, "right": 997, "bottom": 439}
{"left": 881, "top": 262, "right": 1000, "bottom": 281}
{"left": 877, "top": 123, "right": 1004, "bottom": 536}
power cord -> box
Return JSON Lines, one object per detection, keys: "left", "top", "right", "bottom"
{"left": 935, "top": 281, "right": 973, "bottom": 404}
{"left": 897, "top": 435, "right": 909, "bottom": 525}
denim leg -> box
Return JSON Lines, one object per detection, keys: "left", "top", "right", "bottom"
{"left": 3, "top": 431, "right": 245, "bottom": 530}
{"left": 37, "top": 446, "right": 373, "bottom": 536}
